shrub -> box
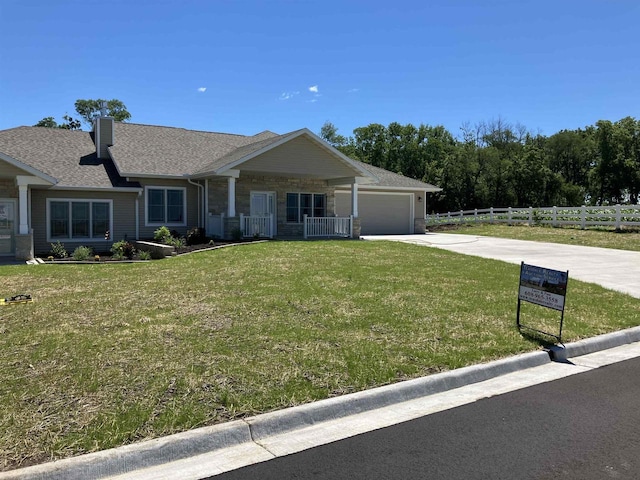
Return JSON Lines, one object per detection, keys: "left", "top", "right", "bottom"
{"left": 186, "top": 227, "right": 206, "bottom": 246}
{"left": 153, "top": 226, "right": 172, "bottom": 244}
{"left": 72, "top": 246, "right": 92, "bottom": 261}
{"left": 50, "top": 241, "right": 68, "bottom": 258}
{"left": 138, "top": 250, "right": 152, "bottom": 260}
{"left": 111, "top": 240, "right": 135, "bottom": 260}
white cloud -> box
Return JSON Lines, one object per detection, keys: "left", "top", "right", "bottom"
{"left": 197, "top": 87, "right": 207, "bottom": 93}
{"left": 279, "top": 91, "right": 300, "bottom": 101}
{"left": 347, "top": 88, "right": 360, "bottom": 93}
{"left": 308, "top": 85, "right": 319, "bottom": 93}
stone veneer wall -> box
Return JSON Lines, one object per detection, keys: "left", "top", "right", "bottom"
{"left": 15, "top": 234, "right": 34, "bottom": 261}
{"left": 208, "top": 175, "right": 338, "bottom": 238}
{"left": 414, "top": 217, "right": 426, "bottom": 234}
{"left": 0, "top": 179, "right": 18, "bottom": 197}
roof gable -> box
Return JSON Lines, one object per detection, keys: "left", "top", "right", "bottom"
{"left": 195, "top": 129, "right": 376, "bottom": 181}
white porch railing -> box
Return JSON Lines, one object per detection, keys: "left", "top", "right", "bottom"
{"left": 304, "top": 215, "right": 353, "bottom": 238}
{"left": 240, "top": 214, "right": 273, "bottom": 238}
{"left": 426, "top": 205, "right": 640, "bottom": 229}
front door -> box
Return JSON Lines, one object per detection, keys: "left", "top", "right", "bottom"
{"left": 250, "top": 192, "right": 276, "bottom": 236}
{"left": 0, "top": 199, "right": 16, "bottom": 256}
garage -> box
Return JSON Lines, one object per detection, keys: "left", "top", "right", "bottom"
{"left": 335, "top": 191, "right": 414, "bottom": 235}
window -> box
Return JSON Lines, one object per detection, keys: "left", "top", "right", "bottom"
{"left": 286, "top": 193, "right": 326, "bottom": 223}
{"left": 146, "top": 187, "right": 186, "bottom": 225}
{"left": 47, "top": 199, "right": 112, "bottom": 241}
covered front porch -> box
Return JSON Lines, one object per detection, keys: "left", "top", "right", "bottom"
{"left": 195, "top": 129, "right": 376, "bottom": 241}
{"left": 204, "top": 173, "right": 365, "bottom": 240}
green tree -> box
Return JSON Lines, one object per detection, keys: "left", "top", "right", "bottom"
{"left": 319, "top": 121, "right": 347, "bottom": 147}
{"left": 34, "top": 99, "right": 131, "bottom": 130}
{"left": 33, "top": 114, "right": 82, "bottom": 130}
{"left": 74, "top": 99, "right": 131, "bottom": 127}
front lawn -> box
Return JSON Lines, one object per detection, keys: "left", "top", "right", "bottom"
{"left": 2, "top": 240, "right": 639, "bottom": 470}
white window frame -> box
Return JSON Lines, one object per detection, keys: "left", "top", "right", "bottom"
{"left": 46, "top": 198, "right": 113, "bottom": 243}
{"left": 144, "top": 186, "right": 187, "bottom": 227}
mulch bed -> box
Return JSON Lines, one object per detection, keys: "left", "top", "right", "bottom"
{"left": 40, "top": 240, "right": 258, "bottom": 263}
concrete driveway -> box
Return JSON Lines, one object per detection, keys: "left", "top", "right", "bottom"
{"left": 361, "top": 233, "right": 640, "bottom": 299}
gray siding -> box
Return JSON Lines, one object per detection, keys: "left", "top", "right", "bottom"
{"left": 132, "top": 178, "right": 202, "bottom": 240}
{"left": 31, "top": 188, "right": 138, "bottom": 255}
{"left": 240, "top": 136, "right": 357, "bottom": 179}
{"left": 96, "top": 117, "right": 114, "bottom": 159}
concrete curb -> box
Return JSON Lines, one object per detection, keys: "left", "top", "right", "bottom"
{"left": 4, "top": 326, "right": 640, "bottom": 480}
{"left": 0, "top": 422, "right": 252, "bottom": 480}
{"left": 246, "top": 349, "right": 550, "bottom": 440}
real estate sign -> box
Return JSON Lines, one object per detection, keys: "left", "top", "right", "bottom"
{"left": 517, "top": 262, "right": 569, "bottom": 343}
{"left": 518, "top": 263, "right": 568, "bottom": 311}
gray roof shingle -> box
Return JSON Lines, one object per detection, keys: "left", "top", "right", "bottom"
{"left": 0, "top": 123, "right": 440, "bottom": 192}
{"left": 109, "top": 123, "right": 280, "bottom": 177}
{"left": 0, "top": 127, "right": 122, "bottom": 188}
{"left": 351, "top": 160, "right": 442, "bottom": 191}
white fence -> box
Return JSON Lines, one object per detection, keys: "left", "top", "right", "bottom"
{"left": 426, "top": 205, "right": 640, "bottom": 229}
{"left": 240, "top": 214, "right": 273, "bottom": 238}
{"left": 304, "top": 215, "right": 353, "bottom": 238}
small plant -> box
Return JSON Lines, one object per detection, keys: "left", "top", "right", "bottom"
{"left": 168, "top": 236, "right": 186, "bottom": 250}
{"left": 111, "top": 240, "right": 135, "bottom": 260}
{"left": 230, "top": 227, "right": 243, "bottom": 241}
{"left": 50, "top": 241, "right": 68, "bottom": 259}
{"left": 138, "top": 250, "right": 152, "bottom": 260}
{"left": 72, "top": 246, "right": 92, "bottom": 261}
{"left": 153, "top": 226, "right": 172, "bottom": 244}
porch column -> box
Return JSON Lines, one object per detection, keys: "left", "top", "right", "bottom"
{"left": 351, "top": 182, "right": 359, "bottom": 218}
{"left": 227, "top": 177, "right": 236, "bottom": 217}
{"left": 18, "top": 184, "right": 29, "bottom": 234}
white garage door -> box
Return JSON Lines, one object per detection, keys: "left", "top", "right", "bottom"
{"left": 335, "top": 191, "right": 414, "bottom": 235}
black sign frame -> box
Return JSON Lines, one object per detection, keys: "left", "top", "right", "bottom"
{"left": 517, "top": 262, "right": 569, "bottom": 344}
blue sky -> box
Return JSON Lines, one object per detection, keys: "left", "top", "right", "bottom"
{"left": 1, "top": 0, "right": 638, "bottom": 139}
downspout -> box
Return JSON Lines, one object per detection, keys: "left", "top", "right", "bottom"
{"left": 204, "top": 179, "right": 209, "bottom": 232}
{"left": 188, "top": 179, "right": 204, "bottom": 228}
{"left": 135, "top": 191, "right": 141, "bottom": 240}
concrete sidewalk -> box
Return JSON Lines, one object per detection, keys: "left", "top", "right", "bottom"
{"left": 4, "top": 328, "right": 640, "bottom": 480}
{"left": 362, "top": 233, "right": 640, "bottom": 299}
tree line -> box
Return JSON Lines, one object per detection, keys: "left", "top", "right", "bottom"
{"left": 320, "top": 117, "right": 640, "bottom": 212}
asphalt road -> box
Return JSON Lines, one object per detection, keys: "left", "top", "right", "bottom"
{"left": 211, "top": 357, "right": 640, "bottom": 480}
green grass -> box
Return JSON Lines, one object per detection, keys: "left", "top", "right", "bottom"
{"left": 436, "top": 223, "right": 640, "bottom": 251}
{"left": 1, "top": 240, "right": 639, "bottom": 470}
